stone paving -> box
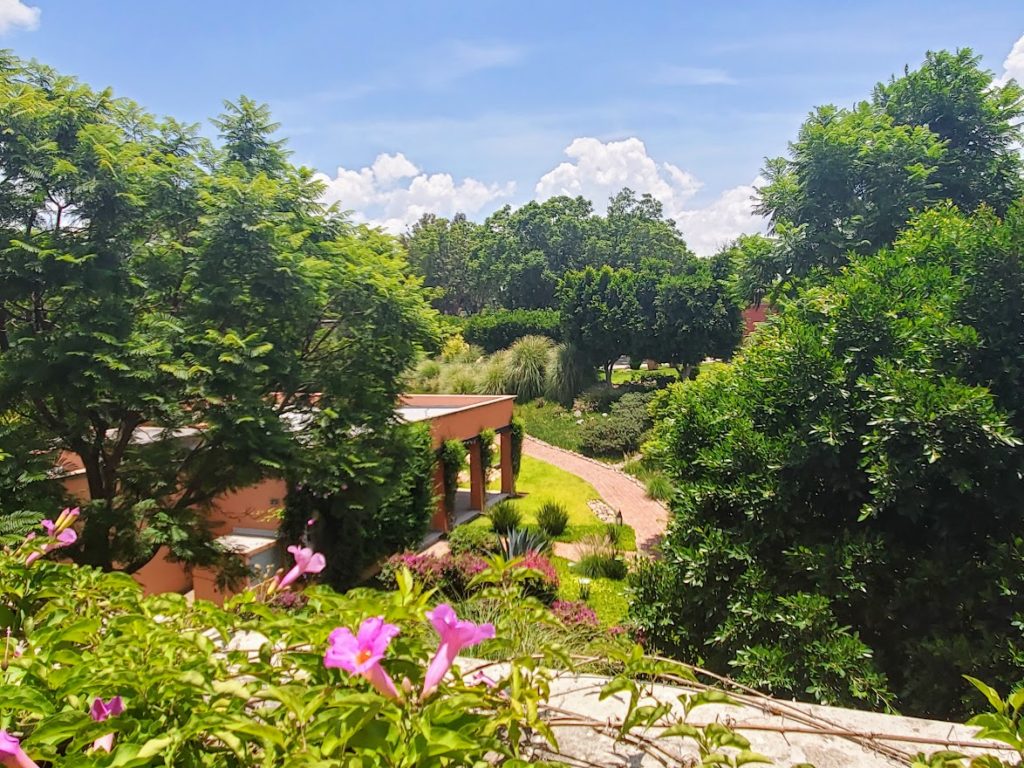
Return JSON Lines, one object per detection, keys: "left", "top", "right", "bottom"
{"left": 522, "top": 436, "right": 669, "bottom": 554}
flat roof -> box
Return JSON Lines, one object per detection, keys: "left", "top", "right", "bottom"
{"left": 397, "top": 406, "right": 464, "bottom": 422}
{"left": 396, "top": 394, "right": 516, "bottom": 424}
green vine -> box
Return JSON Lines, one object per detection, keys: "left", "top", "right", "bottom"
{"left": 439, "top": 439, "right": 468, "bottom": 521}
{"left": 478, "top": 429, "right": 496, "bottom": 485}
{"left": 510, "top": 417, "right": 525, "bottom": 482}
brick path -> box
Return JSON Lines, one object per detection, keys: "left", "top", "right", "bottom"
{"left": 523, "top": 437, "right": 669, "bottom": 555}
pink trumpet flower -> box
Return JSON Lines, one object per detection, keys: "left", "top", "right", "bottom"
{"left": 41, "top": 507, "right": 80, "bottom": 537}
{"left": 25, "top": 527, "right": 78, "bottom": 566}
{"left": 324, "top": 617, "right": 401, "bottom": 699}
{"left": 89, "top": 696, "right": 124, "bottom": 753}
{"left": 0, "top": 731, "right": 38, "bottom": 768}
{"left": 421, "top": 603, "right": 495, "bottom": 699}
{"left": 273, "top": 545, "right": 326, "bottom": 592}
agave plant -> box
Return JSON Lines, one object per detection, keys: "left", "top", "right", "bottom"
{"left": 499, "top": 526, "right": 551, "bottom": 559}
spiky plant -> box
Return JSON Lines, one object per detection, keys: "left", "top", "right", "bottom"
{"left": 499, "top": 526, "right": 550, "bottom": 559}
{"left": 476, "top": 351, "right": 510, "bottom": 394}
{"left": 505, "top": 335, "right": 554, "bottom": 401}
{"left": 544, "top": 342, "right": 592, "bottom": 406}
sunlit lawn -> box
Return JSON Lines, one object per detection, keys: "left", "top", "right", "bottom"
{"left": 487, "top": 455, "right": 600, "bottom": 526}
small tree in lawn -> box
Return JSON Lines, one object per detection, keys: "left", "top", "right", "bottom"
{"left": 559, "top": 265, "right": 640, "bottom": 383}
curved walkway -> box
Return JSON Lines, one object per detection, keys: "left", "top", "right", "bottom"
{"left": 523, "top": 437, "right": 669, "bottom": 554}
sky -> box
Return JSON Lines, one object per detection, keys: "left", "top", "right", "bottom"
{"left": 2, "top": 0, "right": 1024, "bottom": 254}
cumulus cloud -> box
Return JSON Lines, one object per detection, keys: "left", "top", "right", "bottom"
{"left": 997, "top": 33, "right": 1024, "bottom": 86}
{"left": 0, "top": 0, "right": 39, "bottom": 34}
{"left": 315, "top": 152, "right": 515, "bottom": 232}
{"left": 535, "top": 137, "right": 764, "bottom": 255}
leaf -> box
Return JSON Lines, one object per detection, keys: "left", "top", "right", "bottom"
{"left": 965, "top": 676, "right": 1004, "bottom": 712}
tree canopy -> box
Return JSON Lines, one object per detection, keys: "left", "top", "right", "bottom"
{"left": 748, "top": 48, "right": 1024, "bottom": 302}
{"left": 0, "top": 55, "right": 437, "bottom": 575}
{"left": 635, "top": 203, "right": 1024, "bottom": 719}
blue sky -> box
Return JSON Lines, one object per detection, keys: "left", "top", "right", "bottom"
{"left": 3, "top": 1, "right": 1024, "bottom": 253}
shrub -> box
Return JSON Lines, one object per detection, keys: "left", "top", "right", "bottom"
{"left": 476, "top": 351, "right": 510, "bottom": 394}
{"left": 544, "top": 342, "right": 593, "bottom": 406}
{"left": 461, "top": 308, "right": 561, "bottom": 352}
{"left": 644, "top": 473, "right": 673, "bottom": 501}
{"left": 578, "top": 413, "right": 647, "bottom": 457}
{"left": 536, "top": 501, "right": 570, "bottom": 537}
{"left": 379, "top": 551, "right": 487, "bottom": 598}
{"left": 487, "top": 499, "right": 522, "bottom": 534}
{"left": 478, "top": 429, "right": 496, "bottom": 484}
{"left": 552, "top": 599, "right": 600, "bottom": 629}
{"left": 438, "top": 363, "right": 479, "bottom": 394}
{"left": 505, "top": 335, "right": 554, "bottom": 401}
{"left": 448, "top": 524, "right": 500, "bottom": 555}
{"left": 576, "top": 383, "right": 623, "bottom": 413}
{"left": 440, "top": 334, "right": 485, "bottom": 364}
{"left": 509, "top": 417, "right": 525, "bottom": 481}
{"left": 498, "top": 526, "right": 550, "bottom": 558}
{"left": 285, "top": 422, "right": 436, "bottom": 589}
{"left": 518, "top": 551, "right": 560, "bottom": 603}
{"left": 439, "top": 439, "right": 468, "bottom": 520}
{"left": 575, "top": 553, "right": 628, "bottom": 580}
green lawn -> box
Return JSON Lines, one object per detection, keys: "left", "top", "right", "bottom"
{"left": 487, "top": 454, "right": 600, "bottom": 526}
{"left": 610, "top": 367, "right": 680, "bottom": 385}
{"left": 552, "top": 556, "right": 631, "bottom": 626}
{"left": 513, "top": 400, "right": 586, "bottom": 453}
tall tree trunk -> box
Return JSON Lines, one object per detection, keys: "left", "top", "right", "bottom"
{"left": 604, "top": 362, "right": 614, "bottom": 384}
{"left": 77, "top": 451, "right": 113, "bottom": 570}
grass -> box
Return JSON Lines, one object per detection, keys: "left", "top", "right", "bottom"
{"left": 513, "top": 400, "right": 586, "bottom": 453}
{"left": 552, "top": 555, "right": 631, "bottom": 626}
{"left": 488, "top": 455, "right": 600, "bottom": 526}
{"left": 610, "top": 367, "right": 681, "bottom": 385}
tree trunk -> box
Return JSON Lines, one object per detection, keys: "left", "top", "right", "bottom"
{"left": 604, "top": 362, "right": 614, "bottom": 384}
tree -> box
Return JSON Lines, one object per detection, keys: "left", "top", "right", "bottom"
{"left": 559, "top": 266, "right": 640, "bottom": 382}
{"left": 756, "top": 48, "right": 1024, "bottom": 295}
{"left": 635, "top": 203, "right": 1024, "bottom": 719}
{"left": 590, "top": 188, "right": 693, "bottom": 271}
{"left": 402, "top": 213, "right": 483, "bottom": 314}
{"left": 874, "top": 49, "right": 1024, "bottom": 216}
{"left": 0, "top": 57, "right": 436, "bottom": 575}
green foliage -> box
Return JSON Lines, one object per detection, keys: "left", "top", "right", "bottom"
{"left": 0, "top": 553, "right": 571, "bottom": 767}
{"left": 504, "top": 335, "right": 554, "bottom": 401}
{"left": 578, "top": 392, "right": 655, "bottom": 458}
{"left": 560, "top": 266, "right": 641, "bottom": 381}
{"left": 575, "top": 553, "right": 628, "bottom": 581}
{"left": 535, "top": 501, "right": 570, "bottom": 537}
{"left": 460, "top": 309, "right": 562, "bottom": 352}
{"left": 439, "top": 439, "right": 467, "bottom": 521}
{"left": 498, "top": 527, "right": 551, "bottom": 558}
{"left": 487, "top": 499, "right": 522, "bottom": 535}
{"left": 0, "top": 56, "right": 437, "bottom": 576}
{"left": 284, "top": 422, "right": 436, "bottom": 589}
{"left": 636, "top": 203, "right": 1024, "bottom": 718}
{"left": 544, "top": 342, "right": 594, "bottom": 406}
{"left": 478, "top": 428, "right": 496, "bottom": 484}
{"left": 509, "top": 417, "right": 525, "bottom": 481}
{"left": 754, "top": 47, "right": 1024, "bottom": 298}
{"left": 447, "top": 524, "right": 500, "bottom": 556}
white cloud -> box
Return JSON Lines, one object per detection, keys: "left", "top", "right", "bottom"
{"left": 676, "top": 177, "right": 766, "bottom": 256}
{"left": 0, "top": 0, "right": 39, "bottom": 34}
{"left": 317, "top": 138, "right": 765, "bottom": 253}
{"left": 997, "top": 34, "right": 1024, "bottom": 86}
{"left": 535, "top": 137, "right": 764, "bottom": 255}
{"left": 315, "top": 152, "right": 515, "bottom": 232}
{"left": 654, "top": 66, "right": 736, "bottom": 86}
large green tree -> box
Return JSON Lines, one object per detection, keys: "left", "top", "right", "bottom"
{"left": 634, "top": 203, "right": 1024, "bottom": 719}
{"left": 559, "top": 265, "right": 640, "bottom": 382}
{"left": 0, "top": 57, "right": 436, "bottom": 574}
{"left": 752, "top": 48, "right": 1024, "bottom": 299}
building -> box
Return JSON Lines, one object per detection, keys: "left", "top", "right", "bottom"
{"left": 54, "top": 394, "right": 517, "bottom": 603}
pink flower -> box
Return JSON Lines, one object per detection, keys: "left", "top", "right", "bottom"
{"left": 273, "top": 545, "right": 326, "bottom": 591}
{"left": 421, "top": 603, "right": 495, "bottom": 698}
{"left": 324, "top": 617, "right": 400, "bottom": 699}
{"left": 0, "top": 731, "right": 38, "bottom": 768}
{"left": 89, "top": 696, "right": 124, "bottom": 753}
{"left": 25, "top": 523, "right": 78, "bottom": 566}
{"left": 42, "top": 507, "right": 80, "bottom": 536}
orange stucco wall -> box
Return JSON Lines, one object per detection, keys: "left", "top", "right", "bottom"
{"left": 206, "top": 478, "right": 286, "bottom": 536}
{"left": 400, "top": 395, "right": 515, "bottom": 448}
